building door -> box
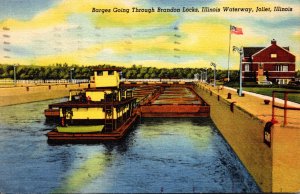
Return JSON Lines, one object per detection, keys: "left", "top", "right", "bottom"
{"left": 258, "top": 63, "right": 264, "bottom": 76}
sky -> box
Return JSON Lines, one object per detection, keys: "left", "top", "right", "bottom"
{"left": 0, "top": 0, "right": 299, "bottom": 70}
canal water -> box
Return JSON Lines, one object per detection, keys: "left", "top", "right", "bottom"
{"left": 0, "top": 99, "right": 260, "bottom": 193}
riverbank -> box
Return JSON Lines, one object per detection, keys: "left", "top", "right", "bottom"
{"left": 0, "top": 83, "right": 89, "bottom": 106}
{"left": 194, "top": 82, "right": 300, "bottom": 193}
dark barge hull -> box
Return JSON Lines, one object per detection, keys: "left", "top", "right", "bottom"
{"left": 47, "top": 114, "right": 138, "bottom": 143}
{"left": 139, "top": 104, "right": 210, "bottom": 118}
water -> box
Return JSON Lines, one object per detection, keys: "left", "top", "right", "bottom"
{"left": 0, "top": 99, "right": 260, "bottom": 193}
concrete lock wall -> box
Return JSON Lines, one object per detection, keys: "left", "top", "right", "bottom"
{"left": 195, "top": 83, "right": 300, "bottom": 193}
{"left": 272, "top": 119, "right": 300, "bottom": 192}
{"left": 194, "top": 85, "right": 272, "bottom": 192}
{"left": 0, "top": 83, "right": 89, "bottom": 107}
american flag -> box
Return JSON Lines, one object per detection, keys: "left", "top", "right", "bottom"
{"left": 230, "top": 25, "right": 243, "bottom": 35}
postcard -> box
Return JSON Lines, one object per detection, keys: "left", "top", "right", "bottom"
{"left": 0, "top": 0, "right": 299, "bottom": 193}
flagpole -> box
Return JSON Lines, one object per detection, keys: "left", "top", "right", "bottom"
{"left": 227, "top": 25, "right": 232, "bottom": 82}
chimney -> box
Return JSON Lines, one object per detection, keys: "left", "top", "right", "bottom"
{"left": 271, "top": 39, "right": 276, "bottom": 45}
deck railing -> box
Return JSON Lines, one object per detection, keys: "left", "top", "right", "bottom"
{"left": 0, "top": 79, "right": 89, "bottom": 85}
{"left": 271, "top": 90, "right": 300, "bottom": 126}
{"left": 1, "top": 78, "right": 198, "bottom": 85}
{"left": 121, "top": 78, "right": 197, "bottom": 82}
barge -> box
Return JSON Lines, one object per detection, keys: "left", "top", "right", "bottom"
{"left": 138, "top": 86, "right": 210, "bottom": 117}
{"left": 45, "top": 67, "right": 210, "bottom": 143}
{"left": 46, "top": 68, "right": 138, "bottom": 143}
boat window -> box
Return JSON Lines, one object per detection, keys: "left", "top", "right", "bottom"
{"left": 108, "top": 70, "right": 114, "bottom": 75}
{"left": 97, "top": 71, "right": 103, "bottom": 76}
{"left": 105, "top": 93, "right": 117, "bottom": 101}
{"left": 126, "top": 91, "right": 133, "bottom": 98}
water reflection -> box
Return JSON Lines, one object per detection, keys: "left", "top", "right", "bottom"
{"left": 138, "top": 118, "right": 213, "bottom": 151}
{"left": 54, "top": 151, "right": 113, "bottom": 193}
{"left": 0, "top": 99, "right": 260, "bottom": 193}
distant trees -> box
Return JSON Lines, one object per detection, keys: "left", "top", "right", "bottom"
{"left": 0, "top": 63, "right": 241, "bottom": 82}
{"left": 121, "top": 66, "right": 217, "bottom": 80}
{"left": 296, "top": 70, "right": 300, "bottom": 78}
{"left": 0, "top": 63, "right": 93, "bottom": 80}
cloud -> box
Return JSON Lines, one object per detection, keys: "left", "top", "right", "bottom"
{"left": 144, "top": 0, "right": 216, "bottom": 7}
{"left": 215, "top": 0, "right": 299, "bottom": 19}
{"left": 291, "top": 31, "right": 300, "bottom": 40}
{"left": 0, "top": 0, "right": 144, "bottom": 30}
{"left": 177, "top": 19, "right": 267, "bottom": 67}
{"left": 0, "top": 0, "right": 299, "bottom": 70}
{"left": 91, "top": 12, "right": 177, "bottom": 28}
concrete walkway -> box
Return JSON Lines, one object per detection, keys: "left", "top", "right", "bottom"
{"left": 224, "top": 86, "right": 300, "bottom": 108}
{"left": 198, "top": 83, "right": 300, "bottom": 128}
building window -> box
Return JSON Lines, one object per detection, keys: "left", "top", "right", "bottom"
{"left": 108, "top": 70, "right": 114, "bottom": 75}
{"left": 275, "top": 65, "right": 288, "bottom": 72}
{"left": 244, "top": 64, "right": 250, "bottom": 72}
{"left": 282, "top": 66, "right": 288, "bottom": 72}
{"left": 97, "top": 71, "right": 103, "bottom": 76}
{"left": 271, "top": 54, "right": 277, "bottom": 58}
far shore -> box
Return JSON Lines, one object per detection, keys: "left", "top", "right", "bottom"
{"left": 0, "top": 83, "right": 89, "bottom": 107}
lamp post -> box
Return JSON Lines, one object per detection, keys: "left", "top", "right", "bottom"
{"left": 205, "top": 68, "right": 207, "bottom": 83}
{"left": 13, "top": 64, "right": 19, "bottom": 86}
{"left": 70, "top": 68, "right": 75, "bottom": 83}
{"left": 210, "top": 62, "right": 216, "bottom": 87}
{"left": 233, "top": 46, "right": 244, "bottom": 97}
{"left": 13, "top": 64, "right": 16, "bottom": 86}
{"left": 200, "top": 71, "right": 203, "bottom": 82}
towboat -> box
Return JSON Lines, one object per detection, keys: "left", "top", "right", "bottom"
{"left": 46, "top": 68, "right": 138, "bottom": 143}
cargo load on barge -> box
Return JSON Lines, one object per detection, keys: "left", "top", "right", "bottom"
{"left": 45, "top": 68, "right": 137, "bottom": 143}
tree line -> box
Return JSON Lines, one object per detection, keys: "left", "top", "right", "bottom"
{"left": 121, "top": 64, "right": 240, "bottom": 81}
{"left": 1, "top": 63, "right": 299, "bottom": 82}
{"left": 0, "top": 63, "right": 91, "bottom": 80}
{"left": 0, "top": 63, "right": 239, "bottom": 81}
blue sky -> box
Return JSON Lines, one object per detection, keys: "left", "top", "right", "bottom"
{"left": 0, "top": 0, "right": 299, "bottom": 69}
{"left": 0, "top": 0, "right": 60, "bottom": 21}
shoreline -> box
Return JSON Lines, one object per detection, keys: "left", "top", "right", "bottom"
{"left": 0, "top": 83, "right": 89, "bottom": 107}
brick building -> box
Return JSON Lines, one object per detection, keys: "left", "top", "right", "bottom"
{"left": 242, "top": 39, "right": 296, "bottom": 84}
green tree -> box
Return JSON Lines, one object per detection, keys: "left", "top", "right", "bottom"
{"left": 144, "top": 73, "right": 150, "bottom": 79}
{"left": 296, "top": 70, "right": 300, "bottom": 78}
{"left": 150, "top": 72, "right": 156, "bottom": 78}
{"left": 0, "top": 66, "right": 4, "bottom": 78}
{"left": 136, "top": 73, "right": 143, "bottom": 79}
{"left": 230, "top": 70, "right": 239, "bottom": 82}
{"left": 186, "top": 73, "right": 193, "bottom": 79}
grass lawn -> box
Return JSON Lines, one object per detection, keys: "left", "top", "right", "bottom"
{"left": 242, "top": 87, "right": 300, "bottom": 104}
